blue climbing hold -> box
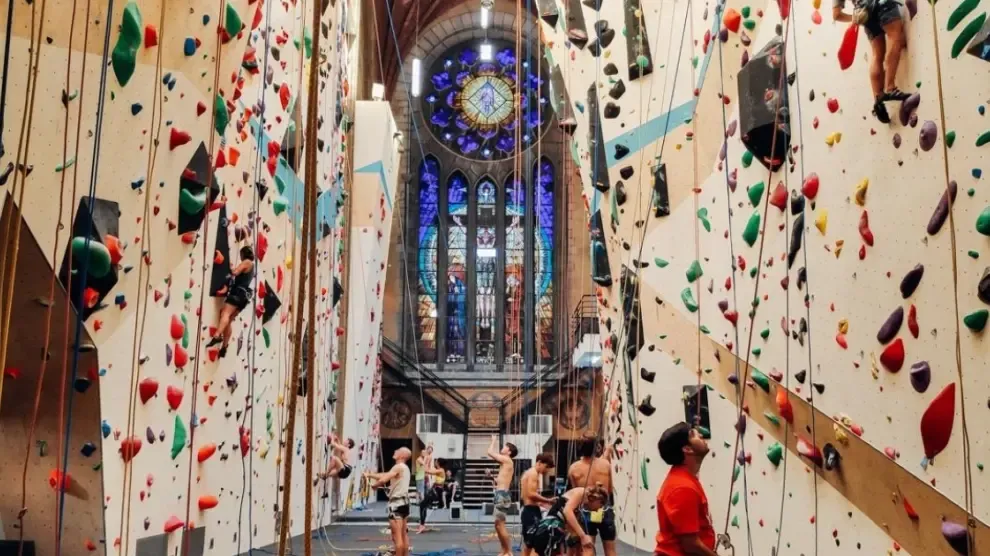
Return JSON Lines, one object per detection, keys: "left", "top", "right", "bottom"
{"left": 162, "top": 72, "right": 172, "bottom": 85}
{"left": 183, "top": 37, "right": 197, "bottom": 56}
{"left": 114, "top": 293, "right": 126, "bottom": 306}
{"left": 974, "top": 168, "right": 984, "bottom": 179}
{"left": 202, "top": 14, "right": 210, "bottom": 25}
{"left": 131, "top": 178, "right": 145, "bottom": 190}
{"left": 101, "top": 420, "right": 111, "bottom": 438}
{"left": 131, "top": 103, "right": 143, "bottom": 115}
{"left": 980, "top": 105, "right": 986, "bottom": 115}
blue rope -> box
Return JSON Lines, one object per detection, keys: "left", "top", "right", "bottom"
{"left": 57, "top": 0, "right": 115, "bottom": 550}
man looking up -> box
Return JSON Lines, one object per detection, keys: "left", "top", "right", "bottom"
{"left": 655, "top": 423, "right": 718, "bottom": 556}
{"left": 567, "top": 438, "right": 616, "bottom": 556}
{"left": 365, "top": 447, "right": 412, "bottom": 556}
{"left": 487, "top": 435, "right": 517, "bottom": 556}
{"left": 521, "top": 453, "right": 557, "bottom": 556}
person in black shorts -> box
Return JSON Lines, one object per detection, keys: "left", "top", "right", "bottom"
{"left": 207, "top": 245, "right": 255, "bottom": 358}
{"left": 521, "top": 454, "right": 557, "bottom": 556}
{"left": 319, "top": 436, "right": 354, "bottom": 481}
{"left": 832, "top": 0, "right": 911, "bottom": 123}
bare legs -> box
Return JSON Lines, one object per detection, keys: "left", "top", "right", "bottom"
{"left": 494, "top": 519, "right": 512, "bottom": 556}
{"left": 882, "top": 18, "right": 906, "bottom": 93}
{"left": 602, "top": 540, "right": 616, "bottom": 556}
{"left": 321, "top": 456, "right": 342, "bottom": 480}
{"left": 211, "top": 303, "right": 240, "bottom": 349}
{"left": 868, "top": 36, "right": 886, "bottom": 99}
{"left": 390, "top": 518, "right": 409, "bottom": 556}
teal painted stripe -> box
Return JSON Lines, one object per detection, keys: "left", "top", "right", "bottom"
{"left": 355, "top": 160, "right": 393, "bottom": 210}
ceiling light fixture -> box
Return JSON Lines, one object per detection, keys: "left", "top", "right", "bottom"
{"left": 411, "top": 58, "right": 422, "bottom": 97}
{"left": 480, "top": 43, "right": 493, "bottom": 61}
{"left": 480, "top": 7, "right": 490, "bottom": 29}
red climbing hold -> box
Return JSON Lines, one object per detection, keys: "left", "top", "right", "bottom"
{"left": 769, "top": 182, "right": 787, "bottom": 211}
{"left": 83, "top": 287, "right": 100, "bottom": 308}
{"left": 104, "top": 235, "right": 124, "bottom": 265}
{"left": 903, "top": 497, "right": 919, "bottom": 519}
{"left": 166, "top": 385, "right": 183, "bottom": 410}
{"left": 880, "top": 338, "right": 905, "bottom": 372}
{"left": 119, "top": 436, "right": 142, "bottom": 462}
{"left": 169, "top": 128, "right": 191, "bottom": 151}
{"left": 835, "top": 333, "right": 848, "bottom": 349}
{"left": 198, "top": 443, "right": 217, "bottom": 462}
{"left": 723, "top": 8, "right": 742, "bottom": 33}
{"left": 85, "top": 538, "right": 97, "bottom": 551}
{"left": 279, "top": 84, "right": 291, "bottom": 110}
{"left": 776, "top": 387, "right": 794, "bottom": 423}
{"left": 908, "top": 305, "right": 919, "bottom": 338}
{"left": 859, "top": 211, "right": 874, "bottom": 246}
{"left": 196, "top": 101, "right": 207, "bottom": 116}
{"left": 139, "top": 377, "right": 159, "bottom": 404}
{"left": 331, "top": 361, "right": 341, "bottom": 371}
{"left": 49, "top": 469, "right": 72, "bottom": 491}
{"left": 277, "top": 266, "right": 284, "bottom": 291}
{"left": 827, "top": 98, "right": 839, "bottom": 113}
{"left": 838, "top": 23, "right": 859, "bottom": 70}
{"left": 215, "top": 148, "right": 227, "bottom": 168}
{"left": 257, "top": 281, "right": 267, "bottom": 299}
{"left": 796, "top": 436, "right": 823, "bottom": 465}
{"left": 174, "top": 344, "right": 189, "bottom": 368}
{"left": 801, "top": 173, "right": 820, "bottom": 200}
{"left": 170, "top": 315, "right": 184, "bottom": 340}
{"left": 198, "top": 494, "right": 219, "bottom": 511}
{"left": 144, "top": 25, "right": 158, "bottom": 48}
{"left": 163, "top": 515, "right": 184, "bottom": 533}
{"left": 920, "top": 383, "right": 956, "bottom": 459}
{"left": 723, "top": 310, "right": 739, "bottom": 325}
{"left": 777, "top": 0, "right": 791, "bottom": 19}
{"left": 214, "top": 250, "right": 224, "bottom": 265}
{"left": 257, "top": 233, "right": 268, "bottom": 261}
{"left": 239, "top": 427, "right": 250, "bottom": 457}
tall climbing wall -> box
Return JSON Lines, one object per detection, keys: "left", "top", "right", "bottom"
{"left": 338, "top": 101, "right": 400, "bottom": 510}
{"left": 538, "top": 0, "right": 989, "bottom": 553}
{"left": 0, "top": 0, "right": 358, "bottom": 553}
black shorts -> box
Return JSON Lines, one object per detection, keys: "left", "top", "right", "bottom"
{"left": 338, "top": 464, "right": 352, "bottom": 479}
{"left": 521, "top": 505, "right": 543, "bottom": 546}
{"left": 863, "top": 0, "right": 901, "bottom": 40}
{"left": 572, "top": 506, "right": 616, "bottom": 542}
{"left": 225, "top": 287, "right": 250, "bottom": 311}
{"left": 388, "top": 503, "right": 410, "bottom": 520}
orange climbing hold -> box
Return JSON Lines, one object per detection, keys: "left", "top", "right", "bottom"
{"left": 49, "top": 469, "right": 71, "bottom": 491}
{"left": 198, "top": 443, "right": 217, "bottom": 462}
{"left": 920, "top": 383, "right": 956, "bottom": 459}
{"left": 723, "top": 8, "right": 742, "bottom": 32}
{"left": 776, "top": 387, "right": 794, "bottom": 423}
{"left": 880, "top": 338, "right": 905, "bottom": 372}
{"left": 214, "top": 250, "right": 224, "bottom": 265}
{"left": 85, "top": 538, "right": 97, "bottom": 551}
{"left": 228, "top": 147, "right": 240, "bottom": 166}
{"left": 163, "top": 515, "right": 184, "bottom": 533}
{"left": 83, "top": 287, "right": 100, "bottom": 308}
{"left": 119, "top": 436, "right": 142, "bottom": 462}
{"left": 903, "top": 497, "right": 919, "bottom": 519}
{"left": 166, "top": 385, "right": 183, "bottom": 410}
{"left": 104, "top": 234, "right": 124, "bottom": 265}
{"left": 198, "top": 494, "right": 219, "bottom": 511}
{"left": 838, "top": 23, "right": 859, "bottom": 70}
{"left": 170, "top": 314, "right": 184, "bottom": 340}
{"left": 138, "top": 377, "right": 159, "bottom": 404}
{"left": 180, "top": 231, "right": 197, "bottom": 244}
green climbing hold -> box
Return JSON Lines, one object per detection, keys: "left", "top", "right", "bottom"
{"left": 697, "top": 426, "right": 711, "bottom": 439}
{"left": 641, "top": 459, "right": 649, "bottom": 490}
{"left": 742, "top": 211, "right": 760, "bottom": 246}
{"left": 741, "top": 6, "right": 751, "bottom": 17}
{"left": 673, "top": 358, "right": 682, "bottom": 365}
{"left": 978, "top": 463, "right": 985, "bottom": 471}
{"left": 767, "top": 442, "right": 783, "bottom": 466}
{"left": 181, "top": 313, "right": 190, "bottom": 349}
{"left": 963, "top": 309, "right": 989, "bottom": 332}
{"left": 275, "top": 174, "right": 287, "bottom": 195}
{"left": 976, "top": 206, "right": 990, "bottom": 236}
{"left": 731, "top": 491, "right": 740, "bottom": 506}
{"left": 977, "top": 130, "right": 990, "bottom": 147}
{"left": 224, "top": 2, "right": 243, "bottom": 37}
{"left": 700, "top": 325, "right": 711, "bottom": 334}
{"left": 760, "top": 328, "right": 770, "bottom": 340}
{"left": 741, "top": 150, "right": 754, "bottom": 168}
{"left": 686, "top": 260, "right": 704, "bottom": 283}
{"left": 71, "top": 237, "right": 112, "bottom": 278}
{"left": 749, "top": 267, "right": 757, "bottom": 278}
{"left": 56, "top": 157, "right": 77, "bottom": 172}
{"left": 732, "top": 465, "right": 741, "bottom": 481}
{"left": 752, "top": 347, "right": 762, "bottom": 356}
{"left": 947, "top": 0, "right": 979, "bottom": 30}
{"left": 763, "top": 411, "right": 781, "bottom": 426}
{"left": 698, "top": 208, "right": 711, "bottom": 232}
{"left": 681, "top": 287, "right": 699, "bottom": 312}
{"left": 304, "top": 28, "right": 314, "bottom": 59}
{"left": 969, "top": 188, "right": 977, "bottom": 197}
{"left": 214, "top": 94, "right": 229, "bottom": 136}
{"left": 179, "top": 188, "right": 207, "bottom": 214}
{"left": 654, "top": 257, "right": 669, "bottom": 268}
{"left": 266, "top": 407, "right": 273, "bottom": 435}
{"left": 748, "top": 181, "right": 765, "bottom": 207}
{"left": 636, "top": 55, "right": 650, "bottom": 68}
{"left": 952, "top": 13, "right": 986, "bottom": 58}
{"left": 111, "top": 2, "right": 142, "bottom": 87}
{"left": 273, "top": 196, "right": 289, "bottom": 216}
{"left": 750, "top": 369, "right": 770, "bottom": 392}
{"left": 731, "top": 515, "right": 740, "bottom": 527}
{"left": 969, "top": 250, "right": 980, "bottom": 259}
{"left": 183, "top": 290, "right": 193, "bottom": 300}
{"left": 171, "top": 415, "right": 187, "bottom": 460}
{"left": 263, "top": 328, "right": 271, "bottom": 348}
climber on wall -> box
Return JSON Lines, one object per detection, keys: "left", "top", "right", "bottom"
{"left": 832, "top": 0, "right": 910, "bottom": 123}
{"left": 654, "top": 422, "right": 718, "bottom": 556}
{"left": 207, "top": 245, "right": 255, "bottom": 358}
{"left": 318, "top": 435, "right": 354, "bottom": 481}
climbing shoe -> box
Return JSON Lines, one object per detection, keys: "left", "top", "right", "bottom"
{"left": 219, "top": 345, "right": 228, "bottom": 358}
{"left": 873, "top": 98, "right": 891, "bottom": 124}
{"left": 206, "top": 336, "right": 223, "bottom": 348}
{"left": 881, "top": 87, "right": 911, "bottom": 102}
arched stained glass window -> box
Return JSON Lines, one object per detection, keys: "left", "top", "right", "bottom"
{"left": 417, "top": 156, "right": 441, "bottom": 362}
{"left": 504, "top": 174, "right": 525, "bottom": 365}
{"left": 476, "top": 177, "right": 498, "bottom": 364}
{"left": 534, "top": 158, "right": 555, "bottom": 363}
{"left": 446, "top": 171, "right": 469, "bottom": 363}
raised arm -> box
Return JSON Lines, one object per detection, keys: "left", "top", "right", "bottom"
{"left": 486, "top": 435, "right": 511, "bottom": 464}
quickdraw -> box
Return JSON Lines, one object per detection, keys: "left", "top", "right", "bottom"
{"left": 717, "top": 533, "right": 735, "bottom": 556}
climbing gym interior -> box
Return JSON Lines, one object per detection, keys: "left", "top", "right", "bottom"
{"left": 0, "top": 0, "right": 988, "bottom": 554}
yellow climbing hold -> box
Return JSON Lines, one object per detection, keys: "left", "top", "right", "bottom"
{"left": 815, "top": 210, "right": 828, "bottom": 234}
{"left": 285, "top": 255, "right": 294, "bottom": 270}
{"left": 837, "top": 318, "right": 849, "bottom": 334}
{"left": 259, "top": 439, "right": 270, "bottom": 459}
{"left": 854, "top": 178, "right": 869, "bottom": 206}
{"left": 825, "top": 132, "right": 842, "bottom": 146}
{"left": 813, "top": 0, "right": 821, "bottom": 7}
{"left": 833, "top": 424, "right": 849, "bottom": 444}
{"left": 834, "top": 239, "right": 844, "bottom": 258}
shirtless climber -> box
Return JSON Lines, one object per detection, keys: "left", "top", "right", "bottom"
{"left": 527, "top": 485, "right": 610, "bottom": 556}
{"left": 521, "top": 454, "right": 558, "bottom": 556}
{"left": 487, "top": 435, "right": 518, "bottom": 556}
{"left": 833, "top": 0, "right": 910, "bottom": 123}
{"left": 566, "top": 439, "right": 616, "bottom": 556}
{"left": 319, "top": 435, "right": 354, "bottom": 481}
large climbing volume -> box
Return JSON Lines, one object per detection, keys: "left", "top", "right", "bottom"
{"left": 737, "top": 38, "right": 791, "bottom": 172}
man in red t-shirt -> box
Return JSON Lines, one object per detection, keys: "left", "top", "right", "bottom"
{"left": 654, "top": 422, "right": 718, "bottom": 556}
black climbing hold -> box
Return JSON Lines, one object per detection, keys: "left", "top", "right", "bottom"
{"left": 927, "top": 180, "right": 957, "bottom": 236}
{"left": 737, "top": 38, "right": 790, "bottom": 172}
{"left": 614, "top": 144, "right": 629, "bottom": 160}
{"left": 608, "top": 80, "right": 626, "bottom": 100}
{"left": 598, "top": 27, "right": 615, "bottom": 48}
{"left": 619, "top": 166, "right": 634, "bottom": 180}
{"left": 549, "top": 66, "right": 577, "bottom": 135}
{"left": 604, "top": 317, "right": 612, "bottom": 331}
{"left": 978, "top": 268, "right": 990, "bottom": 305}
{"left": 823, "top": 443, "right": 841, "bottom": 471}
{"left": 81, "top": 442, "right": 97, "bottom": 457}
{"left": 641, "top": 367, "right": 656, "bottom": 382}
{"left": 57, "top": 197, "right": 121, "bottom": 320}
{"left": 620, "top": 266, "right": 644, "bottom": 361}
{"left": 262, "top": 280, "right": 282, "bottom": 324}
{"left": 787, "top": 71, "right": 796, "bottom": 86}
{"left": 587, "top": 84, "right": 611, "bottom": 192}
{"left": 209, "top": 205, "right": 233, "bottom": 297}
{"left": 794, "top": 369, "right": 807, "bottom": 383}
{"left": 332, "top": 277, "right": 344, "bottom": 308}
{"left": 582, "top": 0, "right": 604, "bottom": 9}
{"left": 588, "top": 39, "right": 603, "bottom": 57}
{"left": 593, "top": 180, "right": 610, "bottom": 193}
{"left": 652, "top": 163, "right": 670, "bottom": 217}
{"left": 965, "top": 16, "right": 990, "bottom": 62}
{"left": 178, "top": 142, "right": 221, "bottom": 235}
{"left": 638, "top": 395, "right": 656, "bottom": 416}
{"left": 797, "top": 267, "right": 807, "bottom": 290}
{"left": 624, "top": 0, "right": 654, "bottom": 80}
{"left": 812, "top": 382, "right": 825, "bottom": 394}
{"left": 787, "top": 213, "right": 804, "bottom": 269}
{"left": 900, "top": 264, "right": 925, "bottom": 299}
{"left": 615, "top": 182, "right": 627, "bottom": 206}
{"left": 73, "top": 377, "right": 92, "bottom": 393}
{"left": 567, "top": 28, "right": 589, "bottom": 49}
{"left": 604, "top": 102, "right": 620, "bottom": 119}
{"left": 717, "top": 299, "right": 729, "bottom": 312}
{"left": 790, "top": 189, "right": 805, "bottom": 215}
{"left": 590, "top": 212, "right": 613, "bottom": 287}
{"left": 540, "top": 2, "right": 560, "bottom": 27}
{"left": 603, "top": 63, "right": 618, "bottom": 76}
{"left": 876, "top": 306, "right": 904, "bottom": 344}
{"left": 256, "top": 181, "right": 269, "bottom": 200}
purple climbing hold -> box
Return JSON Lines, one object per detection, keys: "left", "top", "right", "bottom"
{"left": 735, "top": 414, "right": 747, "bottom": 434}
{"left": 899, "top": 93, "right": 920, "bottom": 126}
{"left": 726, "top": 120, "right": 738, "bottom": 137}
{"left": 979, "top": 268, "right": 990, "bottom": 304}
{"left": 910, "top": 361, "right": 932, "bottom": 393}
{"left": 892, "top": 133, "right": 902, "bottom": 148}
{"left": 146, "top": 426, "right": 156, "bottom": 444}
{"left": 905, "top": 0, "right": 917, "bottom": 18}
{"left": 919, "top": 120, "right": 938, "bottom": 151}
{"left": 928, "top": 181, "right": 958, "bottom": 235}
{"left": 877, "top": 306, "right": 904, "bottom": 344}
{"left": 941, "top": 519, "right": 969, "bottom": 554}
{"left": 900, "top": 264, "right": 924, "bottom": 298}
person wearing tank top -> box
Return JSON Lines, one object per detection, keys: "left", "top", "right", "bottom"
{"left": 367, "top": 447, "right": 412, "bottom": 556}
{"left": 206, "top": 245, "right": 255, "bottom": 358}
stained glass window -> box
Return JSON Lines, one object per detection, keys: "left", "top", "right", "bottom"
{"left": 476, "top": 177, "right": 498, "bottom": 364}
{"left": 416, "top": 156, "right": 441, "bottom": 361}
{"left": 534, "top": 158, "right": 555, "bottom": 363}
{"left": 504, "top": 174, "right": 525, "bottom": 364}
{"left": 446, "top": 171, "right": 469, "bottom": 363}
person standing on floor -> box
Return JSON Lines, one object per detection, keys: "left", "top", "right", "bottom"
{"left": 566, "top": 438, "right": 616, "bottom": 556}
{"left": 521, "top": 453, "right": 557, "bottom": 556}
{"left": 416, "top": 459, "right": 446, "bottom": 534}
{"left": 487, "top": 435, "right": 518, "bottom": 556}
{"left": 654, "top": 423, "right": 718, "bottom": 556}
{"left": 366, "top": 447, "right": 412, "bottom": 556}
{"left": 416, "top": 445, "right": 434, "bottom": 500}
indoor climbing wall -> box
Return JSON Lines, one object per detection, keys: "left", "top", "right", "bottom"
{"left": 538, "top": 0, "right": 989, "bottom": 553}
{"left": 0, "top": 0, "right": 358, "bottom": 553}
{"left": 338, "top": 100, "right": 400, "bottom": 510}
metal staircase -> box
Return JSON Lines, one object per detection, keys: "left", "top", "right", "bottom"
{"left": 380, "top": 337, "right": 468, "bottom": 430}
{"left": 462, "top": 427, "right": 501, "bottom": 509}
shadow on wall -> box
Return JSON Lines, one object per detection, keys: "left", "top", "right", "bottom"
{"left": 0, "top": 197, "right": 104, "bottom": 554}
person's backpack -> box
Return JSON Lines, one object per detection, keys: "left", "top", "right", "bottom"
{"left": 525, "top": 514, "right": 566, "bottom": 556}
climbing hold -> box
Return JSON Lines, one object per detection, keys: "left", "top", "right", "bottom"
{"left": 854, "top": 178, "right": 869, "bottom": 206}
{"left": 977, "top": 206, "right": 990, "bottom": 236}
{"left": 170, "top": 314, "right": 184, "bottom": 340}
{"left": 941, "top": 519, "right": 969, "bottom": 554}
{"left": 49, "top": 469, "right": 71, "bottom": 491}
{"left": 899, "top": 93, "right": 921, "bottom": 126}
{"left": 80, "top": 442, "right": 97, "bottom": 457}
{"left": 908, "top": 304, "right": 919, "bottom": 338}
{"left": 681, "top": 287, "right": 699, "bottom": 312}
{"left": 174, "top": 344, "right": 188, "bottom": 368}
{"left": 166, "top": 385, "right": 183, "bottom": 410}
{"left": 638, "top": 395, "right": 656, "bottom": 416}
{"left": 111, "top": 2, "right": 142, "bottom": 87}
{"left": 796, "top": 437, "right": 823, "bottom": 465}
{"left": 198, "top": 494, "right": 219, "bottom": 511}
{"left": 183, "top": 37, "right": 197, "bottom": 56}
{"left": 823, "top": 443, "right": 841, "bottom": 470}
{"left": 686, "top": 260, "right": 704, "bottom": 283}
{"left": 171, "top": 415, "right": 187, "bottom": 460}
{"left": 225, "top": 1, "right": 243, "bottom": 37}
{"left": 197, "top": 443, "right": 217, "bottom": 463}
{"left": 747, "top": 181, "right": 765, "bottom": 207}
{"left": 179, "top": 188, "right": 207, "bottom": 214}
{"left": 164, "top": 516, "right": 184, "bottom": 533}
{"left": 138, "top": 378, "right": 159, "bottom": 404}
{"left": 742, "top": 212, "right": 760, "bottom": 246}
{"left": 876, "top": 307, "right": 904, "bottom": 344}
{"left": 766, "top": 442, "right": 783, "bottom": 466}
{"left": 815, "top": 210, "right": 828, "bottom": 234}
{"left": 900, "top": 264, "right": 924, "bottom": 298}
{"left": 953, "top": 13, "right": 986, "bottom": 58}
{"left": 738, "top": 39, "right": 790, "bottom": 171}
{"left": 776, "top": 388, "right": 794, "bottom": 423}
{"left": 837, "top": 23, "right": 858, "bottom": 69}
{"left": 169, "top": 128, "right": 192, "bottom": 151}
{"left": 750, "top": 369, "right": 770, "bottom": 393}
{"left": 273, "top": 196, "right": 289, "bottom": 216}
{"left": 928, "top": 181, "right": 958, "bottom": 235}
{"left": 910, "top": 361, "right": 932, "bottom": 393}
{"left": 119, "top": 436, "right": 142, "bottom": 462}
{"left": 963, "top": 309, "right": 989, "bottom": 332}
{"left": 921, "top": 383, "right": 956, "bottom": 459}
{"left": 880, "top": 338, "right": 905, "bottom": 372}
{"left": 214, "top": 94, "right": 229, "bottom": 136}
{"left": 858, "top": 211, "right": 874, "bottom": 246}
{"left": 144, "top": 24, "right": 158, "bottom": 48}
{"left": 71, "top": 238, "right": 112, "bottom": 279}
{"left": 801, "top": 173, "right": 819, "bottom": 200}
{"left": 769, "top": 182, "right": 787, "bottom": 211}
{"left": 919, "top": 121, "right": 939, "bottom": 151}
{"left": 978, "top": 268, "right": 990, "bottom": 304}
